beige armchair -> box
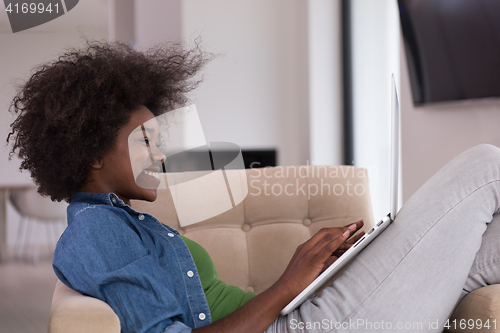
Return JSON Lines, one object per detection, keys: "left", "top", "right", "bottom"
{"left": 48, "top": 166, "right": 500, "bottom": 333}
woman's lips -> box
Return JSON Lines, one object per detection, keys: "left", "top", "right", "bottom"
{"left": 143, "top": 170, "right": 160, "bottom": 179}
{"left": 136, "top": 170, "right": 161, "bottom": 189}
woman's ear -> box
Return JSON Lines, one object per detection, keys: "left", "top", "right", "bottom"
{"left": 92, "top": 159, "right": 103, "bottom": 169}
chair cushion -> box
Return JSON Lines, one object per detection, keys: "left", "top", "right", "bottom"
{"left": 131, "top": 166, "right": 375, "bottom": 294}
{"left": 446, "top": 284, "right": 500, "bottom": 333}
{"left": 49, "top": 280, "right": 120, "bottom": 333}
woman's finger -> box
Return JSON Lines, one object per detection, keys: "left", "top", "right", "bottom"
{"left": 300, "top": 225, "right": 353, "bottom": 257}
{"left": 301, "top": 221, "right": 363, "bottom": 253}
{"left": 345, "top": 231, "right": 365, "bottom": 244}
{"left": 344, "top": 220, "right": 364, "bottom": 240}
{"left": 312, "top": 229, "right": 352, "bottom": 266}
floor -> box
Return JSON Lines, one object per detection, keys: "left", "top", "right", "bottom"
{"left": 0, "top": 249, "right": 57, "bottom": 333}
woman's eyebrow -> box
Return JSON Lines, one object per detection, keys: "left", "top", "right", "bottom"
{"left": 133, "top": 126, "right": 157, "bottom": 136}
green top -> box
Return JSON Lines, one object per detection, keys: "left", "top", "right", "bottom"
{"left": 179, "top": 235, "right": 256, "bottom": 322}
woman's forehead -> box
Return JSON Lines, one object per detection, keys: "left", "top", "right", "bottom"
{"left": 125, "top": 106, "right": 160, "bottom": 135}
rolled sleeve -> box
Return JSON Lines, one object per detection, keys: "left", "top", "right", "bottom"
{"left": 162, "top": 321, "right": 193, "bottom": 333}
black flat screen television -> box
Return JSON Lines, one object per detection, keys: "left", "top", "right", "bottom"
{"left": 398, "top": 0, "right": 500, "bottom": 105}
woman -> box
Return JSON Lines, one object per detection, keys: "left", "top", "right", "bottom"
{"left": 7, "top": 40, "right": 500, "bottom": 333}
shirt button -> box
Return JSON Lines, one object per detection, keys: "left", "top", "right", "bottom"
{"left": 138, "top": 214, "right": 145, "bottom": 220}
{"left": 111, "top": 197, "right": 117, "bottom": 204}
{"left": 199, "top": 313, "right": 206, "bottom": 320}
{"left": 167, "top": 233, "right": 174, "bottom": 237}
{"left": 187, "top": 270, "right": 194, "bottom": 278}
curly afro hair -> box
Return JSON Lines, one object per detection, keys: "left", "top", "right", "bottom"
{"left": 7, "top": 40, "right": 211, "bottom": 202}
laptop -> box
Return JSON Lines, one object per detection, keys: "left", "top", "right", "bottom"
{"left": 280, "top": 74, "right": 401, "bottom": 316}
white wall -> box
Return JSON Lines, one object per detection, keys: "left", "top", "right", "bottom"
{"left": 400, "top": 38, "right": 500, "bottom": 202}
{"left": 308, "top": 0, "right": 343, "bottom": 166}
{"left": 0, "top": 0, "right": 108, "bottom": 252}
{"left": 180, "top": 0, "right": 311, "bottom": 166}
{"left": 351, "top": 0, "right": 400, "bottom": 219}
{"left": 135, "top": 0, "right": 181, "bottom": 48}
{"left": 127, "top": 0, "right": 343, "bottom": 167}
{"left": 350, "top": 0, "right": 500, "bottom": 213}
{"left": 108, "top": 0, "right": 134, "bottom": 45}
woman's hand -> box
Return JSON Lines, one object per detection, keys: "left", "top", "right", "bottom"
{"left": 275, "top": 220, "right": 365, "bottom": 301}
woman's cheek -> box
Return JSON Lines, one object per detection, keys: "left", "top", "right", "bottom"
{"left": 129, "top": 149, "right": 148, "bottom": 180}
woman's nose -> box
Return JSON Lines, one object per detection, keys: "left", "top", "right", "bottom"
{"left": 151, "top": 145, "right": 166, "bottom": 163}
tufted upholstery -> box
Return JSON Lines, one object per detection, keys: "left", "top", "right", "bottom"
{"left": 131, "top": 166, "right": 375, "bottom": 295}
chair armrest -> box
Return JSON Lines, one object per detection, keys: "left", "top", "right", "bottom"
{"left": 447, "top": 285, "right": 500, "bottom": 333}
{"left": 48, "top": 280, "right": 120, "bottom": 333}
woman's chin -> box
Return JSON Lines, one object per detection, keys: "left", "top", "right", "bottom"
{"left": 142, "top": 188, "right": 158, "bottom": 202}
{"left": 134, "top": 171, "right": 161, "bottom": 202}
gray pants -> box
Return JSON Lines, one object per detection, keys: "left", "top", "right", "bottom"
{"left": 267, "top": 144, "right": 500, "bottom": 333}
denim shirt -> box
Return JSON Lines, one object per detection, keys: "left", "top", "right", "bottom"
{"left": 53, "top": 192, "right": 212, "bottom": 333}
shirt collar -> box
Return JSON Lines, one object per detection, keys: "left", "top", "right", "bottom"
{"left": 70, "top": 192, "right": 125, "bottom": 207}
